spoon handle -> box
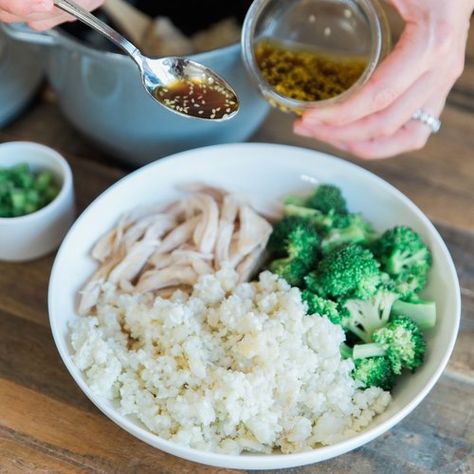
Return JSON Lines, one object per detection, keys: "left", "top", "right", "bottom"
{"left": 54, "top": 0, "right": 140, "bottom": 60}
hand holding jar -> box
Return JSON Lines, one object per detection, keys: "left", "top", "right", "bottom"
{"left": 294, "top": 0, "right": 474, "bottom": 159}
{"left": 0, "top": 0, "right": 102, "bottom": 30}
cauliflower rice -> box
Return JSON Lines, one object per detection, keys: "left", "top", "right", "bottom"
{"left": 70, "top": 269, "right": 390, "bottom": 454}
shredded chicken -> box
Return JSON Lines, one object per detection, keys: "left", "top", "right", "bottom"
{"left": 91, "top": 214, "right": 128, "bottom": 262}
{"left": 151, "top": 216, "right": 200, "bottom": 257}
{"left": 108, "top": 240, "right": 158, "bottom": 291}
{"left": 78, "top": 246, "right": 126, "bottom": 315}
{"left": 215, "top": 194, "right": 239, "bottom": 269}
{"left": 136, "top": 265, "right": 198, "bottom": 293}
{"left": 228, "top": 205, "right": 273, "bottom": 268}
{"left": 78, "top": 187, "right": 273, "bottom": 313}
{"left": 189, "top": 194, "right": 219, "bottom": 254}
{"left": 236, "top": 244, "right": 268, "bottom": 283}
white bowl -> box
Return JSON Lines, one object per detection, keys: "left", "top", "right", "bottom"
{"left": 0, "top": 141, "right": 75, "bottom": 261}
{"left": 48, "top": 143, "right": 460, "bottom": 470}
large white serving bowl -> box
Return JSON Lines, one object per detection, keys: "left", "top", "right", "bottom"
{"left": 48, "top": 143, "right": 460, "bottom": 470}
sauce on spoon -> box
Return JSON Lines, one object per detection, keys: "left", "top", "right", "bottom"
{"left": 153, "top": 77, "right": 239, "bottom": 120}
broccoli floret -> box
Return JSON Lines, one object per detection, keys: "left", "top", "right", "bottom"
{"left": 285, "top": 226, "right": 320, "bottom": 262}
{"left": 305, "top": 244, "right": 381, "bottom": 300}
{"left": 352, "top": 357, "right": 394, "bottom": 390}
{"left": 305, "top": 184, "right": 347, "bottom": 215}
{"left": 391, "top": 298, "right": 436, "bottom": 330}
{"left": 391, "top": 270, "right": 428, "bottom": 299}
{"left": 283, "top": 194, "right": 307, "bottom": 207}
{"left": 341, "top": 289, "right": 399, "bottom": 343}
{"left": 284, "top": 204, "right": 335, "bottom": 230}
{"left": 352, "top": 316, "right": 425, "bottom": 374}
{"left": 375, "top": 226, "right": 432, "bottom": 276}
{"left": 267, "top": 216, "right": 315, "bottom": 257}
{"left": 340, "top": 342, "right": 353, "bottom": 359}
{"left": 270, "top": 258, "right": 310, "bottom": 287}
{"left": 284, "top": 184, "right": 347, "bottom": 216}
{"left": 375, "top": 227, "right": 432, "bottom": 298}
{"left": 301, "top": 290, "right": 341, "bottom": 324}
{"left": 269, "top": 225, "right": 320, "bottom": 286}
{"left": 321, "top": 213, "right": 376, "bottom": 253}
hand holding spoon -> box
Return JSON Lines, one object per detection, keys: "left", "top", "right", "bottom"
{"left": 53, "top": 0, "right": 239, "bottom": 120}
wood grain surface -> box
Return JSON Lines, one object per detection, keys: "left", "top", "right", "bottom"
{"left": 0, "top": 19, "right": 473, "bottom": 474}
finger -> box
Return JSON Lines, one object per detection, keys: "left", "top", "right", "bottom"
{"left": 17, "top": 8, "right": 64, "bottom": 20}
{"left": 27, "top": 0, "right": 103, "bottom": 30}
{"left": 0, "top": 5, "right": 68, "bottom": 23}
{"left": 0, "top": 9, "right": 21, "bottom": 21}
{"left": 345, "top": 122, "right": 431, "bottom": 159}
{"left": 0, "top": 0, "right": 52, "bottom": 15}
{"left": 343, "top": 98, "right": 446, "bottom": 160}
{"left": 27, "top": 13, "right": 73, "bottom": 30}
{"left": 302, "top": 23, "right": 433, "bottom": 127}
{"left": 295, "top": 69, "right": 443, "bottom": 143}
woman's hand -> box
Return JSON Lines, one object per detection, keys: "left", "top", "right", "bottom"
{"left": 294, "top": 0, "right": 474, "bottom": 159}
{"left": 0, "top": 0, "right": 103, "bottom": 31}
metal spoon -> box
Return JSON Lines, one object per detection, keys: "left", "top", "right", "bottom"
{"left": 54, "top": 0, "right": 239, "bottom": 120}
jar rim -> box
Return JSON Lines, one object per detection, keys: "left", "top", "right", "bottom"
{"left": 241, "top": 0, "right": 391, "bottom": 111}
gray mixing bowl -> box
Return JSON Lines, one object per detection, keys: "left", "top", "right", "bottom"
{"left": 0, "top": 27, "right": 44, "bottom": 128}
{"left": 2, "top": 23, "right": 269, "bottom": 166}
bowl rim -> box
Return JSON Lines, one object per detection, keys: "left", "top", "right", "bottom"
{"left": 51, "top": 27, "right": 242, "bottom": 64}
{"left": 0, "top": 141, "right": 73, "bottom": 224}
{"left": 48, "top": 142, "right": 461, "bottom": 470}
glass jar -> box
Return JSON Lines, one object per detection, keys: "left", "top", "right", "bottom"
{"left": 241, "top": 0, "right": 391, "bottom": 114}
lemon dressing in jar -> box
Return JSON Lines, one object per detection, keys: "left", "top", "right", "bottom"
{"left": 242, "top": 0, "right": 390, "bottom": 114}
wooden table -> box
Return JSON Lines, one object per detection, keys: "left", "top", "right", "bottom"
{"left": 1, "top": 30, "right": 473, "bottom": 474}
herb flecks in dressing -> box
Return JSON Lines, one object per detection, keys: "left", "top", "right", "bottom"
{"left": 154, "top": 78, "right": 238, "bottom": 119}
{"left": 255, "top": 39, "right": 368, "bottom": 103}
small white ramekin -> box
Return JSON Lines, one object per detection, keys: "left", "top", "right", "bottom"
{"left": 0, "top": 141, "right": 75, "bottom": 261}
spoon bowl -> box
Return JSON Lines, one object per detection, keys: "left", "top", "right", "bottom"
{"left": 138, "top": 56, "right": 239, "bottom": 120}
{"left": 54, "top": 0, "right": 239, "bottom": 120}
